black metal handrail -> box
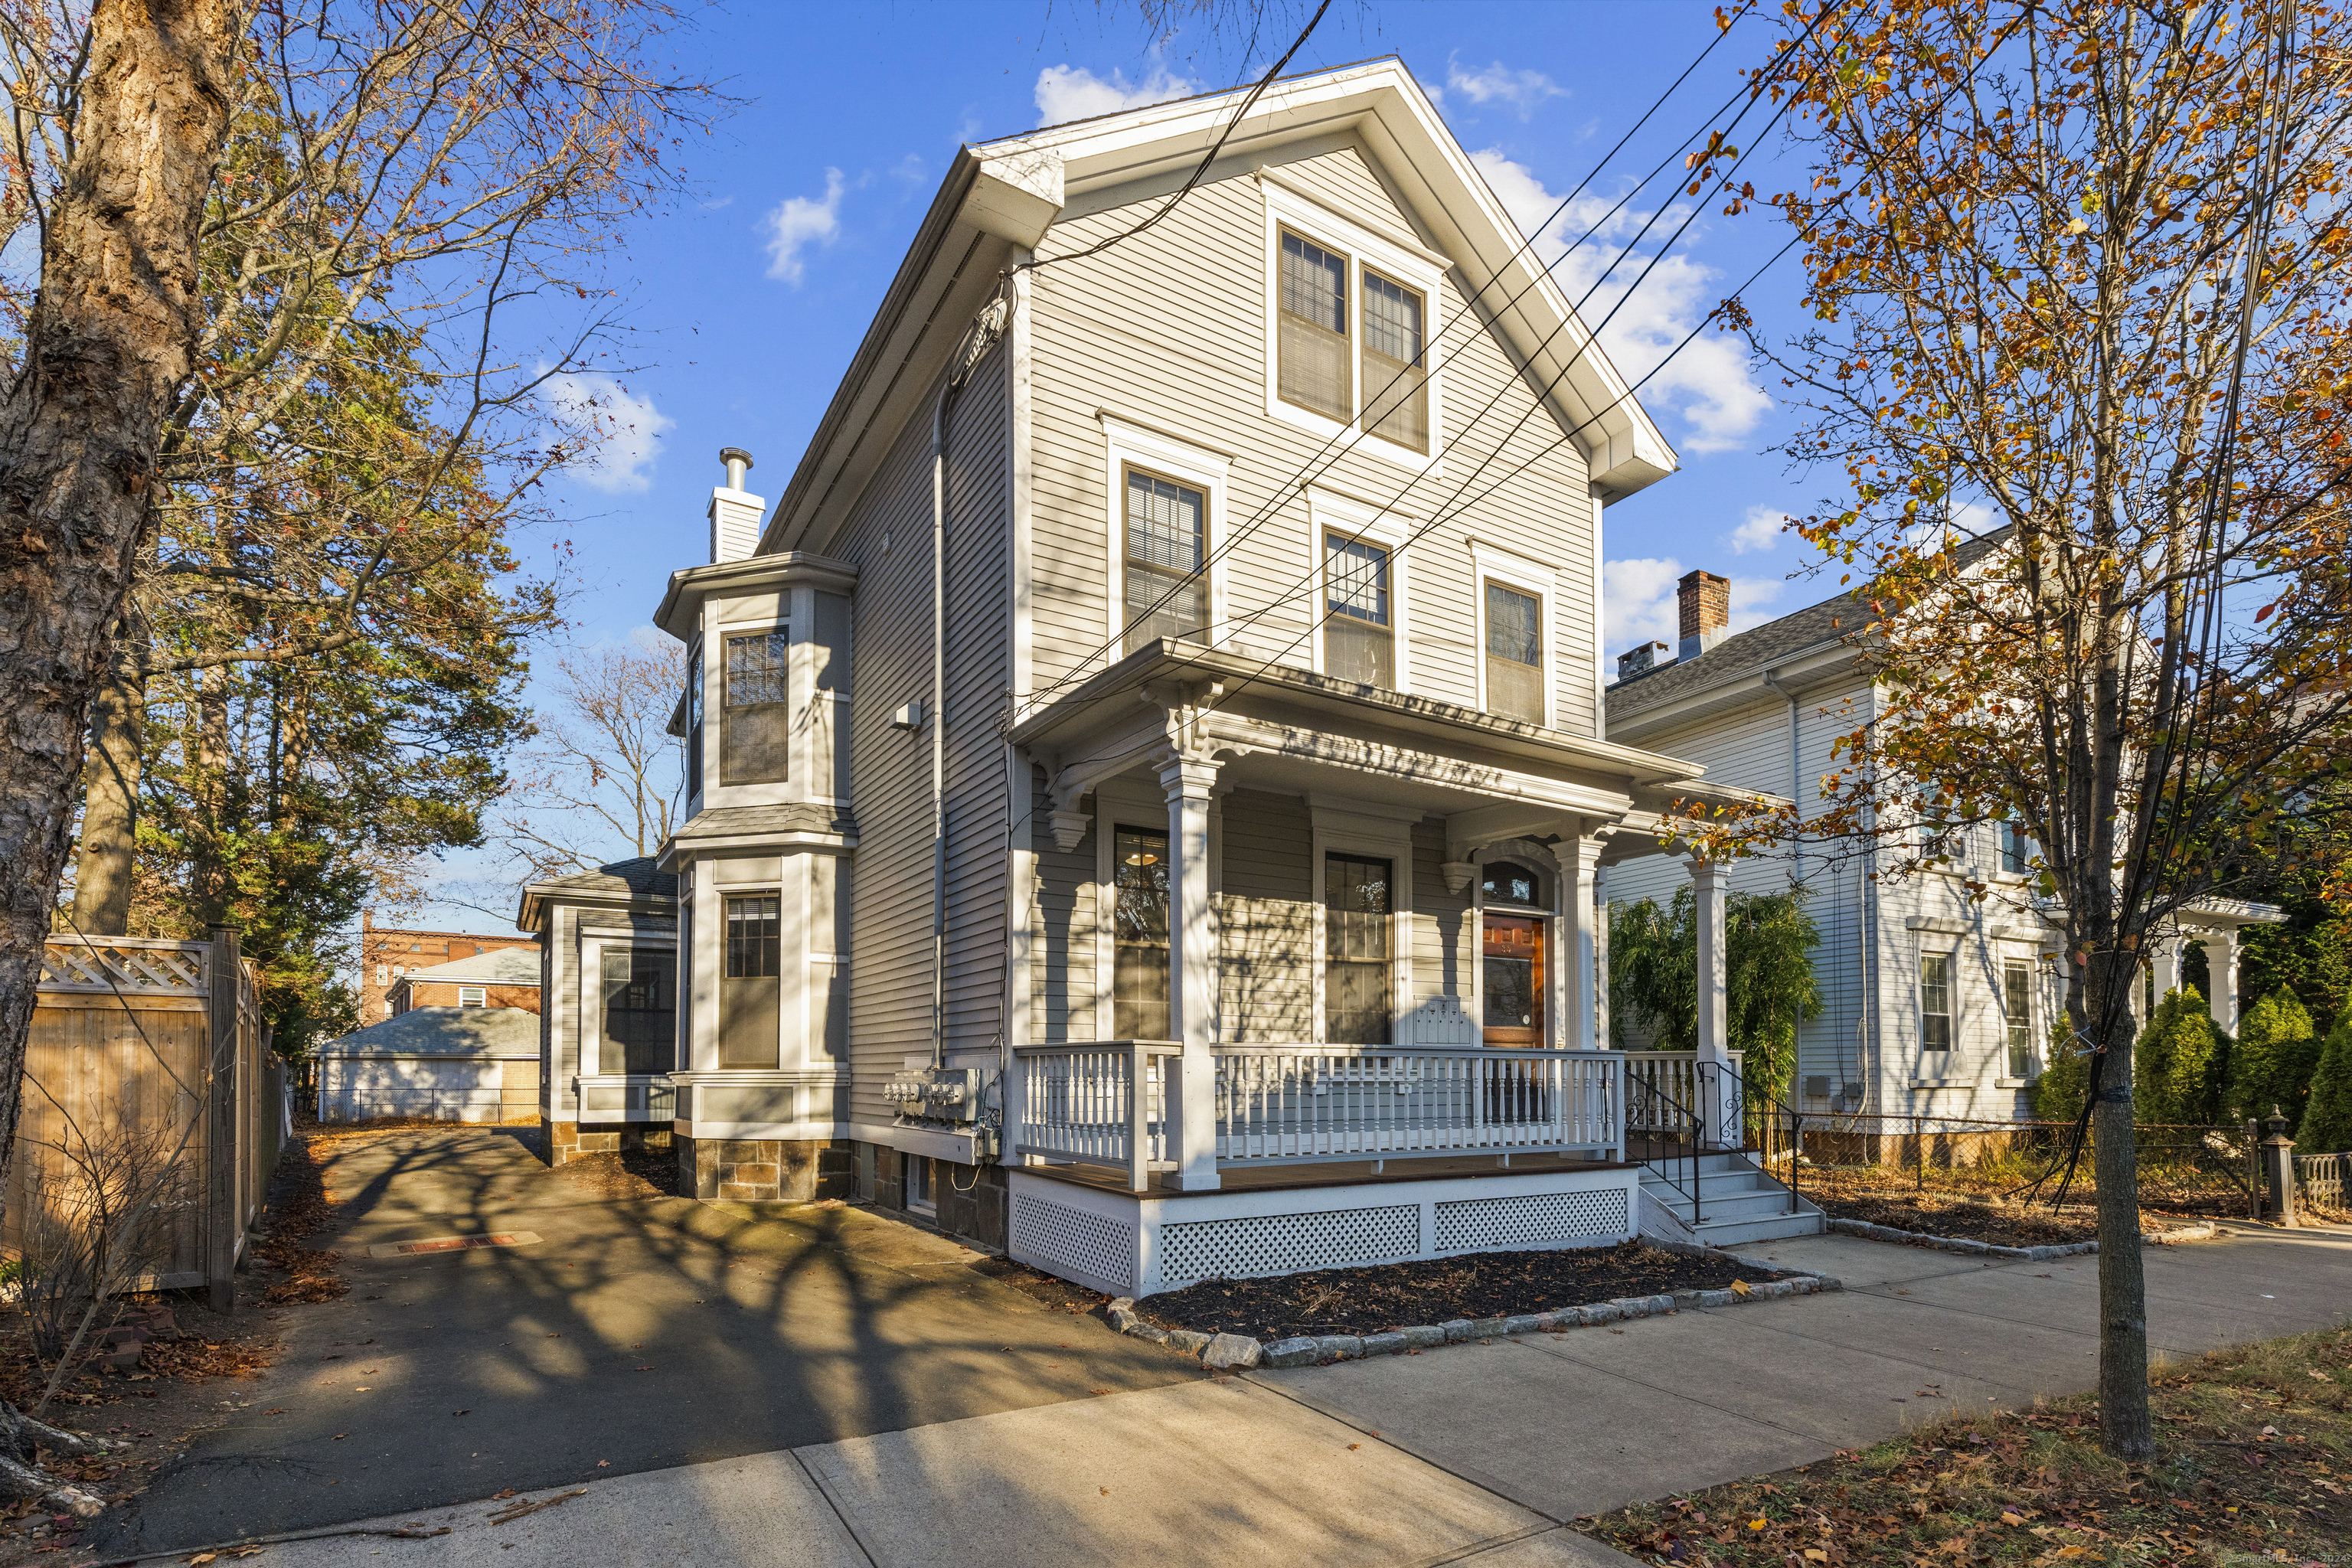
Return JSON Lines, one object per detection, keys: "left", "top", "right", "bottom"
{"left": 1704, "top": 1059, "right": 1805, "bottom": 1217}
{"left": 1625, "top": 1069, "right": 1710, "bottom": 1225}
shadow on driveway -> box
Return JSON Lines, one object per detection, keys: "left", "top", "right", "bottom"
{"left": 90, "top": 1128, "right": 1194, "bottom": 1558}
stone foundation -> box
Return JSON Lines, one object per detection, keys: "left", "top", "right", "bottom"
{"left": 861, "top": 1142, "right": 1007, "bottom": 1252}
{"left": 547, "top": 1120, "right": 673, "bottom": 1168}
{"left": 676, "top": 1135, "right": 854, "bottom": 1201}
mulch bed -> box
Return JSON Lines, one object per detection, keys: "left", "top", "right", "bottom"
{"left": 1135, "top": 1240, "right": 1785, "bottom": 1341}
{"left": 550, "top": 1146, "right": 684, "bottom": 1200}
{"left": 1587, "top": 1325, "right": 2352, "bottom": 1567}
{"left": 1807, "top": 1187, "right": 2097, "bottom": 1247}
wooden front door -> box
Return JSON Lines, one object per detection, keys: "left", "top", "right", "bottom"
{"left": 1482, "top": 914, "right": 1544, "bottom": 1046}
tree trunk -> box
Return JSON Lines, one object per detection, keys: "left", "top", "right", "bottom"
{"left": 68, "top": 651, "right": 143, "bottom": 937}
{"left": 0, "top": 0, "right": 236, "bottom": 1307}
{"left": 2089, "top": 950, "right": 2154, "bottom": 1462}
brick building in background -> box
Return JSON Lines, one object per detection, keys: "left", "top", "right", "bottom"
{"left": 359, "top": 913, "right": 539, "bottom": 1024}
{"left": 387, "top": 946, "right": 542, "bottom": 1015}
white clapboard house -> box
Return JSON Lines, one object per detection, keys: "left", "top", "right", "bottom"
{"left": 525, "top": 59, "right": 1836, "bottom": 1290}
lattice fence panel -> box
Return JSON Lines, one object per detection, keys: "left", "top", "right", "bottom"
{"left": 1158, "top": 1204, "right": 1420, "bottom": 1289}
{"left": 1434, "top": 1188, "right": 1629, "bottom": 1253}
{"left": 1012, "top": 1194, "right": 1135, "bottom": 1293}
{"left": 39, "top": 941, "right": 207, "bottom": 995}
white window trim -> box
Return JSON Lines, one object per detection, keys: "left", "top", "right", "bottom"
{"left": 1915, "top": 937, "right": 1960, "bottom": 1060}
{"left": 1998, "top": 949, "right": 2040, "bottom": 1083}
{"left": 581, "top": 933, "right": 681, "bottom": 1080}
{"left": 1470, "top": 540, "right": 1560, "bottom": 729}
{"left": 459, "top": 985, "right": 487, "bottom": 1008}
{"left": 1308, "top": 799, "right": 1419, "bottom": 1047}
{"left": 1100, "top": 414, "right": 1231, "bottom": 660}
{"left": 1090, "top": 777, "right": 1222, "bottom": 1042}
{"left": 1259, "top": 180, "right": 1446, "bottom": 473}
{"left": 708, "top": 603, "right": 795, "bottom": 810}
{"left": 1305, "top": 486, "right": 1413, "bottom": 694}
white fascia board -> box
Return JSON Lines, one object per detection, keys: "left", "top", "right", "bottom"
{"left": 1608, "top": 643, "right": 1862, "bottom": 745}
{"left": 978, "top": 60, "right": 1676, "bottom": 497}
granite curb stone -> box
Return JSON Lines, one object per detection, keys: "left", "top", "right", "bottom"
{"left": 1101, "top": 1247, "right": 1839, "bottom": 1371}
{"left": 1824, "top": 1215, "right": 2220, "bottom": 1258}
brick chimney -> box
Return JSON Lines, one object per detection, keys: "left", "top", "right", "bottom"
{"left": 709, "top": 446, "right": 765, "bottom": 564}
{"left": 1616, "top": 640, "right": 1671, "bottom": 681}
{"left": 1677, "top": 570, "right": 1730, "bottom": 662}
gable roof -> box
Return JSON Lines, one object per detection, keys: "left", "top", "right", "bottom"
{"left": 393, "top": 946, "right": 542, "bottom": 988}
{"left": 756, "top": 57, "right": 1676, "bottom": 558}
{"left": 320, "top": 1006, "right": 538, "bottom": 1058}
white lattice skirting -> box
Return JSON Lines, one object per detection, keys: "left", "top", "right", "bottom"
{"left": 1007, "top": 1166, "right": 1638, "bottom": 1298}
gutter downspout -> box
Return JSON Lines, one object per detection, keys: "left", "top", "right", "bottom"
{"left": 930, "top": 294, "right": 1012, "bottom": 1070}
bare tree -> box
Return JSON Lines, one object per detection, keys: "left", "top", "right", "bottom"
{"left": 492, "top": 641, "right": 684, "bottom": 882}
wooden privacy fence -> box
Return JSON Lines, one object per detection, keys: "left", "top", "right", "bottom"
{"left": 21, "top": 930, "right": 283, "bottom": 1311}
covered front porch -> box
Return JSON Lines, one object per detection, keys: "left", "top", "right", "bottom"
{"left": 998, "top": 641, "right": 1782, "bottom": 1293}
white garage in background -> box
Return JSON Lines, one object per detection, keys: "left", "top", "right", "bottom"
{"left": 315, "top": 1007, "right": 539, "bottom": 1123}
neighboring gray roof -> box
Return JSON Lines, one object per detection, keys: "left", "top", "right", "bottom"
{"left": 671, "top": 803, "right": 858, "bottom": 841}
{"left": 320, "top": 1006, "right": 538, "bottom": 1058}
{"left": 395, "top": 946, "right": 542, "bottom": 987}
{"left": 1607, "top": 529, "right": 2012, "bottom": 727}
{"left": 527, "top": 856, "right": 678, "bottom": 901}
{"left": 1606, "top": 594, "right": 1857, "bottom": 724}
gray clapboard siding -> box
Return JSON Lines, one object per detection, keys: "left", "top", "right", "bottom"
{"left": 1026, "top": 142, "right": 1600, "bottom": 733}
{"left": 1031, "top": 778, "right": 1096, "bottom": 1041}
{"left": 943, "top": 350, "right": 1011, "bottom": 1050}
{"left": 1411, "top": 818, "right": 1469, "bottom": 1005}
{"left": 1218, "top": 790, "right": 1315, "bottom": 1042}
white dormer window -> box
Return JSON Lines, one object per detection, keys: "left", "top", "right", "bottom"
{"left": 459, "top": 985, "right": 486, "bottom": 1008}
{"left": 1260, "top": 176, "right": 1446, "bottom": 469}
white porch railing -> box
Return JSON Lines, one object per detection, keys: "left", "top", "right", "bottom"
{"left": 1014, "top": 1043, "right": 1624, "bottom": 1187}
{"left": 1217, "top": 1047, "right": 1622, "bottom": 1167}
{"left": 1014, "top": 1041, "right": 1179, "bottom": 1191}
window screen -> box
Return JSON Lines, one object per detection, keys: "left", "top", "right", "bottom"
{"left": 602, "top": 949, "right": 677, "bottom": 1076}
{"left": 1920, "top": 954, "right": 1953, "bottom": 1053}
{"left": 1323, "top": 532, "right": 1393, "bottom": 688}
{"left": 2004, "top": 959, "right": 2034, "bottom": 1077}
{"left": 1123, "top": 471, "right": 1207, "bottom": 655}
{"left": 1278, "top": 230, "right": 1351, "bottom": 421}
{"left": 1484, "top": 582, "right": 1544, "bottom": 724}
{"left": 721, "top": 894, "right": 781, "bottom": 1068}
{"left": 1325, "top": 854, "right": 1392, "bottom": 1044}
{"left": 723, "top": 629, "right": 789, "bottom": 784}
{"left": 1361, "top": 270, "right": 1429, "bottom": 452}
{"left": 1112, "top": 827, "right": 1171, "bottom": 1040}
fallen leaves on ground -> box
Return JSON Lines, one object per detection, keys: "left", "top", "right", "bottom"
{"left": 256, "top": 1134, "right": 348, "bottom": 1303}
{"left": 1588, "top": 1325, "right": 2352, "bottom": 1566}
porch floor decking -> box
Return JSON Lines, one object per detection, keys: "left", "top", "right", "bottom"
{"left": 1018, "top": 1151, "right": 1638, "bottom": 1201}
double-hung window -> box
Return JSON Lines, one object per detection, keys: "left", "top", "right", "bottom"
{"left": 1484, "top": 581, "right": 1545, "bottom": 724}
{"left": 1919, "top": 954, "right": 1954, "bottom": 1054}
{"left": 2000, "top": 821, "right": 2033, "bottom": 876}
{"left": 1361, "top": 270, "right": 1429, "bottom": 452}
{"left": 1324, "top": 532, "right": 1393, "bottom": 688}
{"left": 2003, "top": 959, "right": 2036, "bottom": 1077}
{"left": 1325, "top": 854, "right": 1393, "bottom": 1045}
{"left": 1122, "top": 469, "right": 1207, "bottom": 654}
{"left": 1278, "top": 230, "right": 1351, "bottom": 421}
{"left": 723, "top": 629, "right": 789, "bottom": 784}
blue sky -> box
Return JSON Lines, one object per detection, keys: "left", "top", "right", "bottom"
{"left": 414, "top": 0, "right": 1837, "bottom": 929}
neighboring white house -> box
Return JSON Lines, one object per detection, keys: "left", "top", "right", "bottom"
{"left": 315, "top": 1006, "right": 540, "bottom": 1123}
{"left": 1602, "top": 564, "right": 2282, "bottom": 1127}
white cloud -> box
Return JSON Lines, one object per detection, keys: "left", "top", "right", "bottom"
{"left": 544, "top": 371, "right": 674, "bottom": 493}
{"left": 1034, "top": 63, "right": 1199, "bottom": 126}
{"left": 1446, "top": 57, "right": 1566, "bottom": 118}
{"left": 763, "top": 168, "right": 845, "bottom": 285}
{"left": 1730, "top": 505, "right": 1789, "bottom": 554}
{"left": 1603, "top": 556, "right": 1787, "bottom": 654}
{"left": 1470, "top": 148, "right": 1772, "bottom": 454}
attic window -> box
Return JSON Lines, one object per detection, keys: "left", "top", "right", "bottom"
{"left": 1278, "top": 230, "right": 1351, "bottom": 421}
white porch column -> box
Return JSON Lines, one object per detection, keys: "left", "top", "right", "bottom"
{"left": 1565, "top": 837, "right": 1604, "bottom": 1050}
{"left": 2200, "top": 931, "right": 2239, "bottom": 1034}
{"left": 1691, "top": 859, "right": 1737, "bottom": 1150}
{"left": 1161, "top": 755, "right": 1222, "bottom": 1191}
{"left": 1592, "top": 866, "right": 1611, "bottom": 1048}
{"left": 2152, "top": 933, "right": 2184, "bottom": 1002}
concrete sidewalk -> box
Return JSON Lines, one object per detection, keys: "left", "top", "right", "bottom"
{"left": 120, "top": 1222, "right": 2348, "bottom": 1568}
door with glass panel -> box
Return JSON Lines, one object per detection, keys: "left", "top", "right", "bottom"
{"left": 721, "top": 895, "right": 780, "bottom": 1068}
{"left": 1480, "top": 861, "right": 1550, "bottom": 1127}
{"left": 1325, "top": 854, "right": 1393, "bottom": 1044}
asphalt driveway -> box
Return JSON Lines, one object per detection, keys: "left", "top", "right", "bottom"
{"left": 88, "top": 1129, "right": 1197, "bottom": 1558}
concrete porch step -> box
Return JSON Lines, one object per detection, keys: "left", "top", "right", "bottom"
{"left": 1638, "top": 1151, "right": 1827, "bottom": 1246}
